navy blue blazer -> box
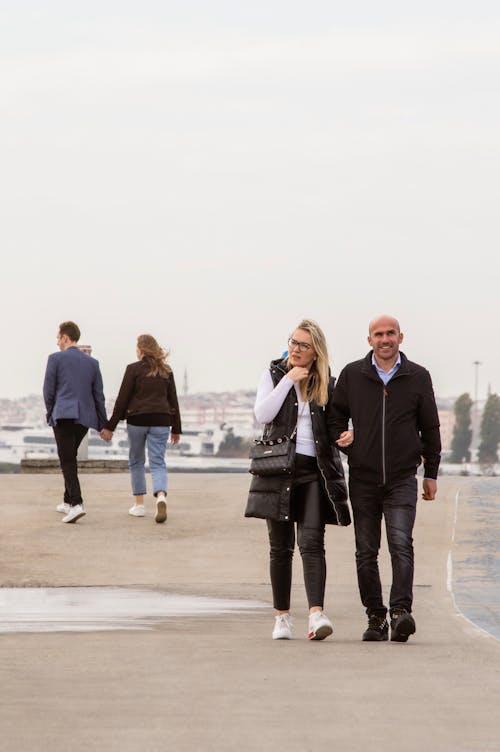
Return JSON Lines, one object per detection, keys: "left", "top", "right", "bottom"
{"left": 43, "top": 346, "right": 107, "bottom": 430}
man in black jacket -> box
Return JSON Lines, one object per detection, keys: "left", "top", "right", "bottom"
{"left": 330, "top": 315, "right": 441, "bottom": 642}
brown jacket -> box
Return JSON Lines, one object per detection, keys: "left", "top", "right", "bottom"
{"left": 105, "top": 360, "right": 182, "bottom": 433}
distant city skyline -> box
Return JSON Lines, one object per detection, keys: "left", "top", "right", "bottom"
{"left": 0, "top": 389, "right": 488, "bottom": 456}
{"left": 0, "top": 360, "right": 493, "bottom": 404}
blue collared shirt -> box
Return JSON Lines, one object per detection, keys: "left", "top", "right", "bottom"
{"left": 371, "top": 353, "right": 401, "bottom": 385}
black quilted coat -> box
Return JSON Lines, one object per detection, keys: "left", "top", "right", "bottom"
{"left": 245, "top": 359, "right": 351, "bottom": 526}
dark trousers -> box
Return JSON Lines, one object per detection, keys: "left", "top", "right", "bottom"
{"left": 349, "top": 476, "right": 417, "bottom": 617}
{"left": 266, "top": 456, "right": 327, "bottom": 611}
{"left": 53, "top": 420, "right": 88, "bottom": 506}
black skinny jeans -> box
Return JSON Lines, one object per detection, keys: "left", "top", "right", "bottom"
{"left": 349, "top": 476, "right": 417, "bottom": 616}
{"left": 53, "top": 419, "right": 88, "bottom": 506}
{"left": 266, "top": 454, "right": 327, "bottom": 611}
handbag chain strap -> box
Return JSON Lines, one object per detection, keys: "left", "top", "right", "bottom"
{"left": 289, "top": 398, "right": 307, "bottom": 440}
{"left": 262, "top": 392, "right": 308, "bottom": 443}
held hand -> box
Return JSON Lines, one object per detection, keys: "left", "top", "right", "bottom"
{"left": 336, "top": 430, "right": 354, "bottom": 448}
{"left": 287, "top": 366, "right": 310, "bottom": 382}
{"left": 171, "top": 433, "right": 180, "bottom": 445}
{"left": 422, "top": 479, "right": 437, "bottom": 501}
{"left": 100, "top": 428, "right": 113, "bottom": 443}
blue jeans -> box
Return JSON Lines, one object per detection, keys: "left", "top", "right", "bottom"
{"left": 127, "top": 425, "right": 171, "bottom": 497}
{"left": 348, "top": 476, "right": 418, "bottom": 616}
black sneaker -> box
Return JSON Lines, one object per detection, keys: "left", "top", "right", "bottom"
{"left": 390, "top": 608, "right": 416, "bottom": 642}
{"left": 362, "top": 614, "right": 389, "bottom": 641}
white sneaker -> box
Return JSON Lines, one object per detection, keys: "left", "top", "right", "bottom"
{"left": 129, "top": 504, "right": 145, "bottom": 517}
{"left": 308, "top": 611, "right": 333, "bottom": 640}
{"left": 155, "top": 495, "right": 167, "bottom": 524}
{"left": 272, "top": 613, "right": 293, "bottom": 640}
{"left": 62, "top": 504, "right": 86, "bottom": 523}
{"left": 56, "top": 502, "right": 70, "bottom": 514}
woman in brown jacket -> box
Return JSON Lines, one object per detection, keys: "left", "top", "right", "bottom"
{"left": 101, "top": 334, "right": 181, "bottom": 523}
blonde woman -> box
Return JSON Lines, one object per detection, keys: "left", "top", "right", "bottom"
{"left": 102, "top": 335, "right": 181, "bottom": 523}
{"left": 245, "top": 320, "right": 350, "bottom": 640}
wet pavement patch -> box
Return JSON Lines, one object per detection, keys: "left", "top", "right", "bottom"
{"left": 0, "top": 587, "right": 268, "bottom": 633}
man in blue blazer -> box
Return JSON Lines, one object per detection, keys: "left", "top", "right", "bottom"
{"left": 43, "top": 321, "right": 107, "bottom": 523}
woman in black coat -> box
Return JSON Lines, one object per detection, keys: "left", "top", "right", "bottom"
{"left": 245, "top": 319, "right": 350, "bottom": 641}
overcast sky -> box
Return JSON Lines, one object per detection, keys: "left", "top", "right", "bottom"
{"left": 1, "top": 1, "right": 499, "bottom": 402}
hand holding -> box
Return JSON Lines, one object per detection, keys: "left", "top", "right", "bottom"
{"left": 336, "top": 430, "right": 354, "bottom": 448}
{"left": 100, "top": 428, "right": 113, "bottom": 443}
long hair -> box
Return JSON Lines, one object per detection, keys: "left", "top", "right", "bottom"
{"left": 286, "top": 319, "right": 330, "bottom": 405}
{"left": 137, "top": 334, "right": 172, "bottom": 378}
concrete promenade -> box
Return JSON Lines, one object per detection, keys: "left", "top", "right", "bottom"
{"left": 0, "top": 473, "right": 499, "bottom": 752}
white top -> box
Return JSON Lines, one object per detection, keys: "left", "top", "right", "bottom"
{"left": 254, "top": 369, "right": 316, "bottom": 457}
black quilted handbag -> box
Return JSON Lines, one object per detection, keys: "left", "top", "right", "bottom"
{"left": 248, "top": 435, "right": 296, "bottom": 477}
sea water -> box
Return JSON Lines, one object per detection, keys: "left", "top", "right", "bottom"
{"left": 452, "top": 478, "right": 500, "bottom": 640}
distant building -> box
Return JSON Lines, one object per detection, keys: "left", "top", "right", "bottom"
{"left": 0, "top": 392, "right": 484, "bottom": 453}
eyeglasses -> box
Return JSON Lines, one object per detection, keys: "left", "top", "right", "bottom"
{"left": 288, "top": 337, "right": 312, "bottom": 352}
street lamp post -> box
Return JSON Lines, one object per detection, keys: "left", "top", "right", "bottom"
{"left": 473, "top": 360, "right": 482, "bottom": 412}
{"left": 77, "top": 345, "right": 93, "bottom": 461}
{"left": 472, "top": 360, "right": 482, "bottom": 455}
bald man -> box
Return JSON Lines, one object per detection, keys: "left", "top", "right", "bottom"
{"left": 330, "top": 315, "right": 441, "bottom": 643}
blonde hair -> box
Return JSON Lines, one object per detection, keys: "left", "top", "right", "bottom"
{"left": 286, "top": 319, "right": 330, "bottom": 405}
{"left": 137, "top": 334, "right": 172, "bottom": 378}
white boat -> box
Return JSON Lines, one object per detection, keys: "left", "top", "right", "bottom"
{"left": 0, "top": 425, "right": 57, "bottom": 463}
{"left": 0, "top": 423, "right": 236, "bottom": 466}
{"left": 0, "top": 425, "right": 129, "bottom": 463}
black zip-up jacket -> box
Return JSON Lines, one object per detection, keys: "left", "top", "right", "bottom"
{"left": 329, "top": 351, "right": 441, "bottom": 485}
